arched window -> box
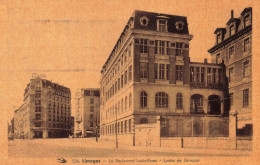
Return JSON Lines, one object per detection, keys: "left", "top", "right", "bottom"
{"left": 155, "top": 92, "right": 168, "bottom": 108}
{"left": 140, "top": 91, "right": 147, "bottom": 108}
{"left": 176, "top": 93, "right": 183, "bottom": 109}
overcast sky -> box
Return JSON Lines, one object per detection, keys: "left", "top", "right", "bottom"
{"left": 0, "top": 0, "right": 254, "bottom": 122}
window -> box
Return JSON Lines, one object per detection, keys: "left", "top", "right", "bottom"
{"left": 121, "top": 99, "right": 124, "bottom": 113}
{"left": 124, "top": 51, "right": 127, "bottom": 63}
{"left": 176, "top": 93, "right": 183, "bottom": 109}
{"left": 154, "top": 63, "right": 158, "bottom": 79}
{"left": 155, "top": 92, "right": 168, "bottom": 108}
{"left": 118, "top": 101, "right": 120, "bottom": 114}
{"left": 121, "top": 56, "right": 124, "bottom": 66}
{"left": 167, "top": 64, "right": 170, "bottom": 80}
{"left": 140, "top": 63, "right": 148, "bottom": 78}
{"left": 243, "top": 89, "right": 249, "bottom": 107}
{"left": 121, "top": 75, "right": 124, "bottom": 88}
{"left": 35, "top": 114, "right": 41, "bottom": 120}
{"left": 121, "top": 121, "right": 123, "bottom": 133}
{"left": 129, "top": 93, "right": 132, "bottom": 108}
{"left": 140, "top": 39, "right": 148, "bottom": 53}
{"left": 115, "top": 82, "right": 117, "bottom": 93}
{"left": 218, "top": 68, "right": 223, "bottom": 83}
{"left": 129, "top": 119, "right": 132, "bottom": 132}
{"left": 35, "top": 100, "right": 41, "bottom": 106}
{"left": 124, "top": 70, "right": 128, "bottom": 84}
{"left": 229, "top": 46, "right": 234, "bottom": 59}
{"left": 243, "top": 61, "right": 250, "bottom": 77}
{"left": 118, "top": 78, "right": 120, "bottom": 91}
{"left": 229, "top": 67, "right": 234, "bottom": 82}
{"left": 159, "top": 64, "right": 165, "bottom": 79}
{"left": 201, "top": 67, "right": 205, "bottom": 82}
{"left": 140, "top": 118, "right": 148, "bottom": 124}
{"left": 230, "top": 24, "right": 235, "bottom": 36}
{"left": 207, "top": 68, "right": 211, "bottom": 83}
{"left": 216, "top": 53, "right": 221, "bottom": 64}
{"left": 176, "top": 42, "right": 183, "bottom": 56}
{"left": 217, "top": 33, "right": 221, "bottom": 44}
{"left": 35, "top": 92, "right": 41, "bottom": 98}
{"left": 35, "top": 107, "right": 41, "bottom": 112}
{"left": 213, "top": 68, "right": 216, "bottom": 83}
{"left": 190, "top": 67, "right": 194, "bottom": 82}
{"left": 124, "top": 120, "right": 127, "bottom": 133}
{"left": 176, "top": 65, "right": 183, "bottom": 81}
{"left": 90, "top": 98, "right": 94, "bottom": 104}
{"left": 35, "top": 122, "right": 41, "bottom": 127}
{"left": 158, "top": 19, "right": 167, "bottom": 32}
{"left": 90, "top": 106, "right": 94, "bottom": 112}
{"left": 140, "top": 91, "right": 147, "bottom": 108}
{"left": 128, "top": 44, "right": 132, "bottom": 57}
{"left": 230, "top": 93, "right": 233, "bottom": 105}
{"left": 244, "top": 15, "right": 251, "bottom": 27}
{"left": 244, "top": 38, "right": 250, "bottom": 52}
{"left": 195, "top": 67, "right": 200, "bottom": 82}
{"left": 125, "top": 96, "right": 127, "bottom": 111}
{"left": 129, "top": 65, "right": 132, "bottom": 81}
{"left": 159, "top": 41, "right": 165, "bottom": 55}
{"left": 90, "top": 122, "right": 94, "bottom": 127}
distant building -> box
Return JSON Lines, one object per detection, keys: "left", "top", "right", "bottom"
{"left": 208, "top": 7, "right": 252, "bottom": 137}
{"left": 14, "top": 77, "right": 72, "bottom": 139}
{"left": 99, "top": 10, "right": 228, "bottom": 146}
{"left": 74, "top": 88, "right": 100, "bottom": 137}
{"left": 71, "top": 116, "right": 74, "bottom": 135}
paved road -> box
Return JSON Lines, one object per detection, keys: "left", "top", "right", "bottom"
{"left": 8, "top": 138, "right": 250, "bottom": 158}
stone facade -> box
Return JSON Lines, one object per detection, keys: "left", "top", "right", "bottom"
{"left": 74, "top": 88, "right": 100, "bottom": 137}
{"left": 208, "top": 7, "right": 252, "bottom": 137}
{"left": 14, "top": 77, "right": 72, "bottom": 139}
{"left": 99, "top": 10, "right": 228, "bottom": 146}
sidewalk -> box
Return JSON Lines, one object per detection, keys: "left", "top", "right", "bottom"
{"left": 11, "top": 138, "right": 251, "bottom": 157}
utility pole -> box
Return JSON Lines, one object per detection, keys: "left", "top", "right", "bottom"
{"left": 115, "top": 106, "right": 118, "bottom": 148}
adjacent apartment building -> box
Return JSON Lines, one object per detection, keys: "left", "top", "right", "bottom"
{"left": 100, "top": 10, "right": 229, "bottom": 146}
{"left": 74, "top": 88, "right": 100, "bottom": 137}
{"left": 208, "top": 7, "right": 252, "bottom": 137}
{"left": 14, "top": 77, "right": 73, "bottom": 139}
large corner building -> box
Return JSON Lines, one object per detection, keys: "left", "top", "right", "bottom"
{"left": 14, "top": 77, "right": 73, "bottom": 139}
{"left": 100, "top": 10, "right": 229, "bottom": 146}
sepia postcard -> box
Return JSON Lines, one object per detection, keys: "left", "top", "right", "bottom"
{"left": 1, "top": 0, "right": 259, "bottom": 164}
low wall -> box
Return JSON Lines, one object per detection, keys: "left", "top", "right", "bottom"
{"left": 161, "top": 137, "right": 237, "bottom": 150}
{"left": 100, "top": 133, "right": 134, "bottom": 146}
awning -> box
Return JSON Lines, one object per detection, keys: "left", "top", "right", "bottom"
{"left": 86, "top": 131, "right": 94, "bottom": 133}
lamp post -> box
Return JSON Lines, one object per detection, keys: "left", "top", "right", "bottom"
{"left": 115, "top": 106, "right": 118, "bottom": 149}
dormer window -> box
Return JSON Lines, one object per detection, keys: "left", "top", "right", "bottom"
{"left": 217, "top": 33, "right": 221, "bottom": 44}
{"left": 157, "top": 19, "right": 167, "bottom": 32}
{"left": 230, "top": 24, "right": 235, "bottom": 36}
{"left": 244, "top": 14, "right": 251, "bottom": 27}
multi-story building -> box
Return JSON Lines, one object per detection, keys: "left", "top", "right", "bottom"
{"left": 100, "top": 10, "right": 228, "bottom": 146}
{"left": 14, "top": 77, "right": 72, "bottom": 139}
{"left": 75, "top": 88, "right": 100, "bottom": 137}
{"left": 208, "top": 7, "right": 252, "bottom": 137}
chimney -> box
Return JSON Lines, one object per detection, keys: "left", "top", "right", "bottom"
{"left": 204, "top": 58, "right": 208, "bottom": 64}
{"left": 231, "top": 10, "right": 234, "bottom": 19}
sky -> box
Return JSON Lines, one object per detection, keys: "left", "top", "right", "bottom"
{"left": 0, "top": 0, "right": 255, "bottom": 122}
